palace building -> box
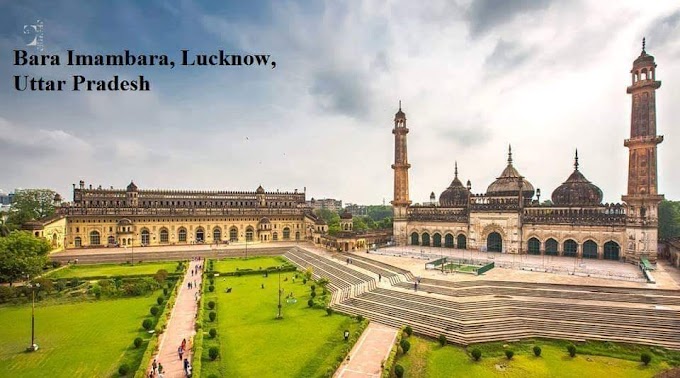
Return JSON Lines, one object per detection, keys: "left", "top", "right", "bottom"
{"left": 391, "top": 41, "right": 664, "bottom": 263}
{"left": 25, "top": 182, "right": 329, "bottom": 250}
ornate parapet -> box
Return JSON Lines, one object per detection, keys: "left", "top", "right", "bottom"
{"left": 522, "top": 204, "right": 627, "bottom": 226}
{"left": 407, "top": 206, "right": 468, "bottom": 222}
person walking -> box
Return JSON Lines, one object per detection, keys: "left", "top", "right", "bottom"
{"left": 178, "top": 345, "right": 183, "bottom": 360}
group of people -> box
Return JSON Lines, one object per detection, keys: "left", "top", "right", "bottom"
{"left": 149, "top": 358, "right": 164, "bottom": 378}
{"left": 179, "top": 338, "right": 193, "bottom": 377}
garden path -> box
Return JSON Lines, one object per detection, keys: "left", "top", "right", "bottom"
{"left": 149, "top": 259, "right": 202, "bottom": 377}
{"left": 334, "top": 322, "right": 398, "bottom": 378}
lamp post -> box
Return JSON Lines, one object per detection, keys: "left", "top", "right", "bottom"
{"left": 26, "top": 275, "right": 40, "bottom": 352}
{"left": 276, "top": 265, "right": 283, "bottom": 319}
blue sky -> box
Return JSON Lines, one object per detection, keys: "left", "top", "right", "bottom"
{"left": 1, "top": 0, "right": 679, "bottom": 205}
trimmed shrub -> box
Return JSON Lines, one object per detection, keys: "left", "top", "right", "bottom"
{"left": 326, "top": 307, "right": 333, "bottom": 316}
{"left": 209, "top": 328, "right": 217, "bottom": 338}
{"left": 505, "top": 350, "right": 514, "bottom": 360}
{"left": 150, "top": 306, "right": 160, "bottom": 316}
{"left": 438, "top": 334, "right": 447, "bottom": 346}
{"left": 118, "top": 363, "right": 130, "bottom": 376}
{"left": 400, "top": 339, "right": 411, "bottom": 354}
{"left": 209, "top": 346, "right": 219, "bottom": 360}
{"left": 163, "top": 288, "right": 168, "bottom": 296}
{"left": 310, "top": 291, "right": 317, "bottom": 298}
{"left": 133, "top": 337, "right": 143, "bottom": 348}
{"left": 533, "top": 346, "right": 542, "bottom": 357}
{"left": 471, "top": 348, "right": 482, "bottom": 361}
{"left": 310, "top": 285, "right": 316, "bottom": 292}
{"left": 641, "top": 352, "right": 652, "bottom": 365}
{"left": 307, "top": 299, "right": 314, "bottom": 308}
{"left": 404, "top": 325, "right": 413, "bottom": 337}
{"left": 394, "top": 364, "right": 405, "bottom": 378}
{"left": 157, "top": 296, "right": 164, "bottom": 305}
{"left": 142, "top": 319, "right": 153, "bottom": 330}
{"left": 209, "top": 285, "right": 215, "bottom": 292}
{"left": 208, "top": 300, "right": 216, "bottom": 310}
{"left": 567, "top": 345, "right": 577, "bottom": 357}
{"left": 209, "top": 311, "right": 216, "bottom": 322}
{"left": 302, "top": 278, "right": 307, "bottom": 284}
{"left": 356, "top": 314, "right": 364, "bottom": 322}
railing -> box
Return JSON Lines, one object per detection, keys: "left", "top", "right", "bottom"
{"left": 58, "top": 207, "right": 307, "bottom": 216}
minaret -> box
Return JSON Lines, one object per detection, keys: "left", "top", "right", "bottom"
{"left": 622, "top": 38, "right": 664, "bottom": 263}
{"left": 391, "top": 101, "right": 411, "bottom": 246}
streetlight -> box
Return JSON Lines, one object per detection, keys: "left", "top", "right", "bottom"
{"left": 26, "top": 275, "right": 40, "bottom": 352}
{"left": 276, "top": 265, "right": 283, "bottom": 319}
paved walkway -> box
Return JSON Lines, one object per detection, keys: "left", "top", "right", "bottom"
{"left": 334, "top": 323, "right": 398, "bottom": 378}
{"left": 149, "top": 259, "right": 202, "bottom": 377}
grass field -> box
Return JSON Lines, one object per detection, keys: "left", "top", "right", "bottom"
{"left": 201, "top": 258, "right": 361, "bottom": 377}
{"left": 47, "top": 262, "right": 179, "bottom": 279}
{"left": 442, "top": 263, "right": 479, "bottom": 273}
{"left": 0, "top": 294, "right": 159, "bottom": 378}
{"left": 212, "top": 256, "right": 287, "bottom": 273}
{"left": 394, "top": 337, "right": 674, "bottom": 378}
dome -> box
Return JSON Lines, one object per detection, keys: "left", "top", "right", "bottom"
{"left": 256, "top": 185, "right": 265, "bottom": 194}
{"left": 634, "top": 39, "right": 655, "bottom": 66}
{"left": 486, "top": 145, "right": 535, "bottom": 199}
{"left": 439, "top": 162, "right": 470, "bottom": 206}
{"left": 126, "top": 181, "right": 138, "bottom": 192}
{"left": 395, "top": 101, "right": 405, "bottom": 119}
{"left": 54, "top": 193, "right": 62, "bottom": 202}
{"left": 259, "top": 217, "right": 271, "bottom": 224}
{"left": 551, "top": 150, "right": 603, "bottom": 207}
{"left": 340, "top": 210, "right": 353, "bottom": 219}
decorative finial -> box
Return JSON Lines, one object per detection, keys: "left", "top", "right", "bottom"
{"left": 454, "top": 161, "right": 458, "bottom": 178}
{"left": 574, "top": 149, "right": 579, "bottom": 170}
{"left": 642, "top": 37, "right": 646, "bottom": 53}
{"left": 399, "top": 100, "right": 402, "bottom": 111}
{"left": 508, "top": 144, "right": 513, "bottom": 165}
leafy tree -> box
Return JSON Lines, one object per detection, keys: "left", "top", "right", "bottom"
{"left": 400, "top": 339, "right": 411, "bottom": 354}
{"left": 0, "top": 231, "right": 51, "bottom": 284}
{"left": 394, "top": 364, "right": 404, "bottom": 378}
{"left": 567, "top": 345, "right": 577, "bottom": 357}
{"left": 641, "top": 352, "right": 652, "bottom": 365}
{"left": 471, "top": 348, "right": 482, "bottom": 361}
{"left": 505, "top": 350, "right": 514, "bottom": 360}
{"left": 5, "top": 189, "right": 57, "bottom": 229}
{"left": 0, "top": 218, "right": 9, "bottom": 237}
{"left": 533, "top": 346, "right": 542, "bottom": 357}
{"left": 353, "top": 217, "right": 368, "bottom": 232}
{"left": 366, "top": 205, "right": 392, "bottom": 221}
{"left": 659, "top": 200, "right": 680, "bottom": 240}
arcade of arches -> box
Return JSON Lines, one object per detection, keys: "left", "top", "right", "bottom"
{"left": 409, "top": 230, "right": 621, "bottom": 260}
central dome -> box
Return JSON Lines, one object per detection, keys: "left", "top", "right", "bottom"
{"left": 551, "top": 150, "right": 603, "bottom": 206}
{"left": 486, "top": 146, "right": 535, "bottom": 199}
{"left": 439, "top": 162, "right": 470, "bottom": 206}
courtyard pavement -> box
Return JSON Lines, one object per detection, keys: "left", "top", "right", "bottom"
{"left": 334, "top": 323, "right": 398, "bottom": 378}
{"left": 149, "top": 259, "right": 201, "bottom": 377}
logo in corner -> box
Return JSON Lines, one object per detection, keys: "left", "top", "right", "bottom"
{"left": 23, "top": 20, "right": 44, "bottom": 51}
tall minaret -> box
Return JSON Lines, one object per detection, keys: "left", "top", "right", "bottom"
{"left": 391, "top": 101, "right": 411, "bottom": 246}
{"left": 622, "top": 38, "right": 664, "bottom": 263}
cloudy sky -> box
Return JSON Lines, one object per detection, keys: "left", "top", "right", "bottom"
{"left": 1, "top": 0, "right": 679, "bottom": 205}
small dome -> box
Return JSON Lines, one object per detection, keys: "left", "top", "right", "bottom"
{"left": 439, "top": 162, "right": 470, "bottom": 206}
{"left": 54, "top": 193, "right": 62, "bottom": 202}
{"left": 486, "top": 145, "right": 535, "bottom": 199}
{"left": 395, "top": 101, "right": 405, "bottom": 120}
{"left": 259, "top": 217, "right": 270, "bottom": 224}
{"left": 256, "top": 185, "right": 265, "bottom": 194}
{"left": 117, "top": 218, "right": 133, "bottom": 225}
{"left": 634, "top": 38, "right": 655, "bottom": 66}
{"left": 340, "top": 210, "right": 353, "bottom": 219}
{"left": 126, "top": 181, "right": 138, "bottom": 192}
{"left": 22, "top": 220, "right": 44, "bottom": 230}
{"left": 551, "top": 150, "right": 603, "bottom": 207}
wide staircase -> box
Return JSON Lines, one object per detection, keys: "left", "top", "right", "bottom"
{"left": 50, "top": 246, "right": 286, "bottom": 264}
{"left": 330, "top": 252, "right": 415, "bottom": 285}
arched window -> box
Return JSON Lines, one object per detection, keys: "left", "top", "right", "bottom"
{"left": 283, "top": 227, "right": 291, "bottom": 240}
{"left": 545, "top": 238, "right": 558, "bottom": 255}
{"left": 410, "top": 232, "right": 419, "bottom": 246}
{"left": 107, "top": 235, "right": 115, "bottom": 245}
{"left": 563, "top": 239, "right": 578, "bottom": 257}
{"left": 487, "top": 232, "right": 502, "bottom": 252}
{"left": 90, "top": 231, "right": 101, "bottom": 246}
{"left": 141, "top": 229, "right": 150, "bottom": 245}
{"left": 432, "top": 233, "right": 442, "bottom": 247}
{"left": 421, "top": 233, "right": 430, "bottom": 246}
{"left": 528, "top": 237, "right": 540, "bottom": 255}
{"left": 196, "top": 227, "right": 205, "bottom": 242}
{"left": 229, "top": 227, "right": 238, "bottom": 242}
{"left": 213, "top": 227, "right": 222, "bottom": 242}
{"left": 444, "top": 234, "right": 454, "bottom": 248}
{"left": 273, "top": 232, "right": 278, "bottom": 241}
{"left": 583, "top": 240, "right": 597, "bottom": 259}
{"left": 159, "top": 228, "right": 169, "bottom": 244}
{"left": 604, "top": 241, "right": 620, "bottom": 260}
{"left": 178, "top": 228, "right": 187, "bottom": 242}
{"left": 75, "top": 236, "right": 82, "bottom": 247}
{"left": 295, "top": 231, "right": 300, "bottom": 241}
{"left": 456, "top": 234, "right": 467, "bottom": 249}
{"left": 246, "top": 227, "right": 254, "bottom": 242}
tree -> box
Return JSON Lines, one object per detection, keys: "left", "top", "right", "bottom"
{"left": 641, "top": 352, "right": 652, "bottom": 365}
{"left": 471, "top": 348, "right": 482, "bottom": 361}
{"left": 5, "top": 189, "right": 57, "bottom": 230}
{"left": 353, "top": 217, "right": 368, "bottom": 232}
{"left": 567, "top": 345, "right": 577, "bottom": 357}
{"left": 505, "top": 350, "right": 514, "bottom": 360}
{"left": 533, "top": 346, "right": 542, "bottom": 357}
{"left": 659, "top": 200, "right": 680, "bottom": 240}
{"left": 0, "top": 231, "right": 51, "bottom": 284}
{"left": 400, "top": 339, "right": 411, "bottom": 354}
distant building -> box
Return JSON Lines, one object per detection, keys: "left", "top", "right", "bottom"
{"left": 0, "top": 190, "right": 14, "bottom": 205}
{"left": 307, "top": 198, "right": 342, "bottom": 212}
{"left": 345, "top": 203, "right": 368, "bottom": 216}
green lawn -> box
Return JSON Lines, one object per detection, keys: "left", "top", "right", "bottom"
{"left": 0, "top": 294, "right": 159, "bottom": 377}
{"left": 47, "top": 262, "right": 178, "bottom": 279}
{"left": 201, "top": 258, "right": 361, "bottom": 377}
{"left": 394, "top": 337, "right": 674, "bottom": 378}
{"left": 212, "top": 256, "right": 287, "bottom": 273}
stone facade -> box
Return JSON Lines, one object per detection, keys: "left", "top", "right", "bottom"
{"left": 392, "top": 42, "right": 664, "bottom": 264}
